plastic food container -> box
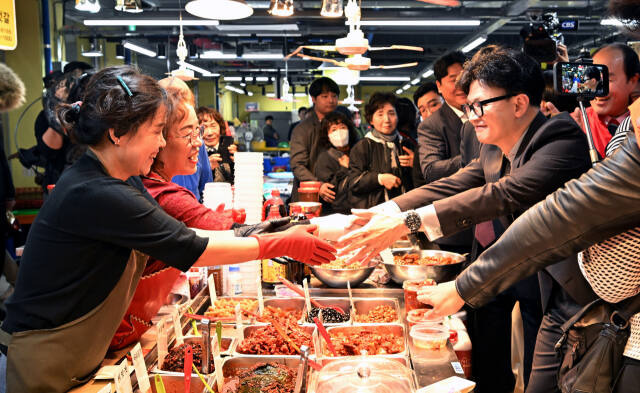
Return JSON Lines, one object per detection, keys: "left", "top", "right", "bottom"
{"left": 406, "top": 308, "right": 443, "bottom": 329}
{"left": 403, "top": 279, "right": 435, "bottom": 313}
{"left": 410, "top": 325, "right": 449, "bottom": 351}
{"left": 309, "top": 356, "right": 417, "bottom": 393}
{"left": 298, "top": 187, "right": 320, "bottom": 202}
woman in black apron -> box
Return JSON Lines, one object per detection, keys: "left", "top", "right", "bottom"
{"left": 0, "top": 66, "right": 335, "bottom": 392}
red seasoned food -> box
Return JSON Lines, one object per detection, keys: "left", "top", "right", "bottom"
{"left": 237, "top": 322, "right": 313, "bottom": 355}
{"left": 258, "top": 305, "right": 303, "bottom": 325}
{"left": 329, "top": 329, "right": 404, "bottom": 356}
{"left": 403, "top": 279, "right": 436, "bottom": 313}
{"left": 204, "top": 298, "right": 257, "bottom": 320}
{"left": 354, "top": 305, "right": 397, "bottom": 323}
{"left": 393, "top": 253, "right": 458, "bottom": 266}
{"left": 161, "top": 343, "right": 213, "bottom": 373}
{"left": 221, "top": 363, "right": 297, "bottom": 393}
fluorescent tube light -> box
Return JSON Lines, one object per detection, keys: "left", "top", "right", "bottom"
{"left": 84, "top": 19, "right": 220, "bottom": 26}
{"left": 355, "top": 20, "right": 480, "bottom": 27}
{"left": 123, "top": 41, "right": 156, "bottom": 57}
{"left": 242, "top": 53, "right": 284, "bottom": 60}
{"left": 396, "top": 89, "right": 403, "bottom": 94}
{"left": 215, "top": 24, "right": 298, "bottom": 31}
{"left": 223, "top": 76, "right": 243, "bottom": 82}
{"left": 402, "top": 84, "right": 411, "bottom": 90}
{"left": 256, "top": 76, "right": 270, "bottom": 82}
{"left": 422, "top": 70, "right": 434, "bottom": 78}
{"left": 178, "top": 61, "right": 220, "bottom": 77}
{"left": 600, "top": 18, "right": 624, "bottom": 26}
{"left": 411, "top": 78, "right": 420, "bottom": 85}
{"left": 200, "top": 50, "right": 237, "bottom": 59}
{"left": 359, "top": 76, "right": 411, "bottom": 82}
{"left": 461, "top": 36, "right": 487, "bottom": 53}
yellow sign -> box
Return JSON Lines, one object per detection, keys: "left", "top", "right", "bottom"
{"left": 0, "top": 0, "right": 16, "bottom": 50}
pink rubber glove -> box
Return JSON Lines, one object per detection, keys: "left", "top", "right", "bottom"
{"left": 252, "top": 224, "right": 337, "bottom": 266}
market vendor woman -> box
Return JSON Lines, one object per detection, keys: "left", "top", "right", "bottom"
{"left": 0, "top": 66, "right": 335, "bottom": 392}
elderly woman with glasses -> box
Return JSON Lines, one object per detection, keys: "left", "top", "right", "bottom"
{"left": 197, "top": 106, "right": 237, "bottom": 183}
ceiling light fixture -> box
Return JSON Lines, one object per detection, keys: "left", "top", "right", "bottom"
{"left": 321, "top": 0, "right": 343, "bottom": 17}
{"left": 186, "top": 0, "right": 254, "bottom": 21}
{"left": 411, "top": 78, "right": 421, "bottom": 85}
{"left": 359, "top": 76, "right": 410, "bottom": 82}
{"left": 269, "top": 0, "right": 294, "bottom": 17}
{"left": 114, "top": 0, "right": 142, "bottom": 13}
{"left": 355, "top": 20, "right": 481, "bottom": 27}
{"left": 84, "top": 19, "right": 219, "bottom": 26}
{"left": 395, "top": 89, "right": 403, "bottom": 94}
{"left": 223, "top": 76, "right": 243, "bottom": 81}
{"left": 402, "top": 84, "right": 411, "bottom": 90}
{"left": 461, "top": 35, "right": 487, "bottom": 53}
{"left": 178, "top": 61, "right": 220, "bottom": 77}
{"left": 76, "top": 0, "right": 101, "bottom": 13}
{"left": 242, "top": 53, "right": 284, "bottom": 60}
{"left": 600, "top": 18, "right": 623, "bottom": 26}
{"left": 200, "top": 50, "right": 237, "bottom": 59}
{"left": 123, "top": 41, "right": 156, "bottom": 57}
{"left": 422, "top": 69, "right": 434, "bottom": 78}
{"left": 256, "top": 76, "right": 270, "bottom": 82}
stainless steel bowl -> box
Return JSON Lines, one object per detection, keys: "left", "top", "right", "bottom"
{"left": 383, "top": 249, "right": 466, "bottom": 284}
{"left": 310, "top": 266, "right": 375, "bottom": 288}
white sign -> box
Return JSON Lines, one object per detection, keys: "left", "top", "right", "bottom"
{"left": 131, "top": 343, "right": 150, "bottom": 393}
{"left": 97, "top": 383, "right": 112, "bottom": 393}
{"left": 172, "top": 308, "right": 184, "bottom": 345}
{"left": 208, "top": 274, "right": 217, "bottom": 303}
{"left": 113, "top": 359, "right": 133, "bottom": 393}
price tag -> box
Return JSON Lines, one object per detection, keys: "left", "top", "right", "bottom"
{"left": 451, "top": 361, "right": 464, "bottom": 374}
{"left": 113, "top": 359, "right": 133, "bottom": 393}
{"left": 157, "top": 318, "right": 168, "bottom": 367}
{"left": 257, "top": 275, "right": 264, "bottom": 315}
{"left": 235, "top": 304, "right": 243, "bottom": 340}
{"left": 302, "top": 278, "right": 312, "bottom": 315}
{"left": 131, "top": 343, "right": 151, "bottom": 393}
{"left": 208, "top": 274, "right": 217, "bottom": 303}
{"left": 97, "top": 383, "right": 112, "bottom": 393}
{"left": 172, "top": 308, "right": 184, "bottom": 345}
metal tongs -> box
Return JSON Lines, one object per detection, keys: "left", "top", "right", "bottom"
{"left": 293, "top": 345, "right": 310, "bottom": 393}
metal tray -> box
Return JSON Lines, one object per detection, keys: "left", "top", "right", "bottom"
{"left": 152, "top": 336, "right": 235, "bottom": 377}
{"left": 352, "top": 298, "right": 401, "bottom": 325}
{"left": 319, "top": 324, "right": 409, "bottom": 366}
{"left": 384, "top": 249, "right": 465, "bottom": 284}
{"left": 258, "top": 297, "right": 306, "bottom": 325}
{"left": 215, "top": 356, "right": 307, "bottom": 393}
{"left": 150, "top": 373, "right": 215, "bottom": 393}
{"left": 199, "top": 296, "right": 259, "bottom": 324}
{"left": 300, "top": 297, "right": 352, "bottom": 326}
{"left": 234, "top": 325, "right": 317, "bottom": 357}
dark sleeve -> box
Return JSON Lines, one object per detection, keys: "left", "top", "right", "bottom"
{"left": 434, "top": 129, "right": 590, "bottom": 236}
{"left": 289, "top": 122, "right": 317, "bottom": 182}
{"left": 411, "top": 146, "right": 426, "bottom": 188}
{"left": 460, "top": 122, "right": 481, "bottom": 166}
{"left": 65, "top": 181, "right": 208, "bottom": 271}
{"left": 417, "top": 117, "right": 462, "bottom": 182}
{"left": 0, "top": 126, "right": 14, "bottom": 200}
{"left": 456, "top": 133, "right": 640, "bottom": 308}
{"left": 393, "top": 157, "right": 485, "bottom": 212}
{"left": 348, "top": 140, "right": 382, "bottom": 195}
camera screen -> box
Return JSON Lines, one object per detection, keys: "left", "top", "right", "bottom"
{"left": 558, "top": 63, "right": 607, "bottom": 96}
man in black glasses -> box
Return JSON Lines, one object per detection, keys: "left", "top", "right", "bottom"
{"left": 338, "top": 47, "right": 595, "bottom": 393}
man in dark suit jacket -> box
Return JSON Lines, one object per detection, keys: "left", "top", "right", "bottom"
{"left": 339, "top": 47, "right": 594, "bottom": 393}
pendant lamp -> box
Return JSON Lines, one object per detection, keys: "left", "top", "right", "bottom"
{"left": 75, "top": 0, "right": 100, "bottom": 13}
{"left": 114, "top": 0, "right": 142, "bottom": 13}
{"left": 185, "top": 0, "right": 253, "bottom": 20}
{"left": 269, "top": 0, "right": 294, "bottom": 17}
{"left": 321, "top": 0, "right": 343, "bottom": 17}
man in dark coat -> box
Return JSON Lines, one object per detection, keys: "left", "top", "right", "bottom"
{"left": 339, "top": 47, "right": 594, "bottom": 393}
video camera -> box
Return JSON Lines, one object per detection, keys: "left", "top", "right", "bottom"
{"left": 521, "top": 12, "right": 564, "bottom": 63}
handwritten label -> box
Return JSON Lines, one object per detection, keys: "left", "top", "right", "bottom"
{"left": 302, "top": 278, "right": 312, "bottom": 315}
{"left": 208, "top": 274, "right": 217, "bottom": 302}
{"left": 113, "top": 359, "right": 133, "bottom": 393}
{"left": 172, "top": 308, "right": 184, "bottom": 345}
{"left": 451, "top": 361, "right": 464, "bottom": 374}
{"left": 257, "top": 275, "right": 264, "bottom": 315}
{"left": 157, "top": 318, "right": 168, "bottom": 367}
{"left": 97, "top": 383, "right": 112, "bottom": 393}
{"left": 131, "top": 343, "right": 150, "bottom": 393}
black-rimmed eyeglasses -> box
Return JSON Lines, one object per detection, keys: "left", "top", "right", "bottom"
{"left": 461, "top": 94, "right": 516, "bottom": 118}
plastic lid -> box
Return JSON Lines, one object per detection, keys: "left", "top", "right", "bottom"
{"left": 406, "top": 308, "right": 443, "bottom": 325}
{"left": 410, "top": 325, "right": 449, "bottom": 341}
{"left": 271, "top": 189, "right": 280, "bottom": 197}
{"left": 313, "top": 357, "right": 416, "bottom": 393}
{"left": 229, "top": 266, "right": 240, "bottom": 272}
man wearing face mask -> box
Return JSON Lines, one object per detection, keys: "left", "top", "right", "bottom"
{"left": 314, "top": 112, "right": 359, "bottom": 215}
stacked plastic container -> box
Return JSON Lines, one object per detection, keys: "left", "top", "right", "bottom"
{"left": 232, "top": 152, "right": 264, "bottom": 295}
{"left": 202, "top": 182, "right": 233, "bottom": 211}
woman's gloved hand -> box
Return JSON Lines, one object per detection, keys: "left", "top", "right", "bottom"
{"left": 252, "top": 224, "right": 336, "bottom": 266}
{"left": 232, "top": 216, "right": 310, "bottom": 237}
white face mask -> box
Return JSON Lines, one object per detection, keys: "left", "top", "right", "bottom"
{"left": 329, "top": 128, "right": 349, "bottom": 148}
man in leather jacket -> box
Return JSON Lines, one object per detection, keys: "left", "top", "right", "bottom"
{"left": 418, "top": 128, "right": 640, "bottom": 391}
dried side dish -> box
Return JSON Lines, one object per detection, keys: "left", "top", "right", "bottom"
{"left": 237, "top": 322, "right": 313, "bottom": 355}
{"left": 258, "top": 306, "right": 303, "bottom": 325}
{"left": 161, "top": 343, "right": 213, "bottom": 373}
{"left": 393, "top": 253, "right": 458, "bottom": 266}
{"left": 329, "top": 329, "right": 404, "bottom": 356}
{"left": 204, "top": 298, "right": 258, "bottom": 319}
{"left": 221, "top": 363, "right": 297, "bottom": 393}
{"left": 306, "top": 307, "right": 349, "bottom": 323}
{"left": 320, "top": 256, "right": 365, "bottom": 270}
{"left": 354, "top": 305, "right": 397, "bottom": 323}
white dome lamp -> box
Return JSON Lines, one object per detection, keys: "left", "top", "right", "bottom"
{"left": 185, "top": 0, "right": 253, "bottom": 20}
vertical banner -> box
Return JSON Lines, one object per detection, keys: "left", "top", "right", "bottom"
{"left": 0, "top": 0, "right": 16, "bottom": 50}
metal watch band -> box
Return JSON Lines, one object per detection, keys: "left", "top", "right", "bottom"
{"left": 403, "top": 210, "right": 422, "bottom": 233}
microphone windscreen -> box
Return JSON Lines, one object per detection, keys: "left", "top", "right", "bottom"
{"left": 0, "top": 63, "right": 26, "bottom": 112}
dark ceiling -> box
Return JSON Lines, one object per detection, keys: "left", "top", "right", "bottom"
{"left": 62, "top": 0, "right": 622, "bottom": 90}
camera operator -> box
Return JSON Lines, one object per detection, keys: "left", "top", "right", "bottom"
{"left": 569, "top": 44, "right": 640, "bottom": 158}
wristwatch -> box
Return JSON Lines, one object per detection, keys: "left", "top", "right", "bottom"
{"left": 402, "top": 210, "right": 422, "bottom": 233}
